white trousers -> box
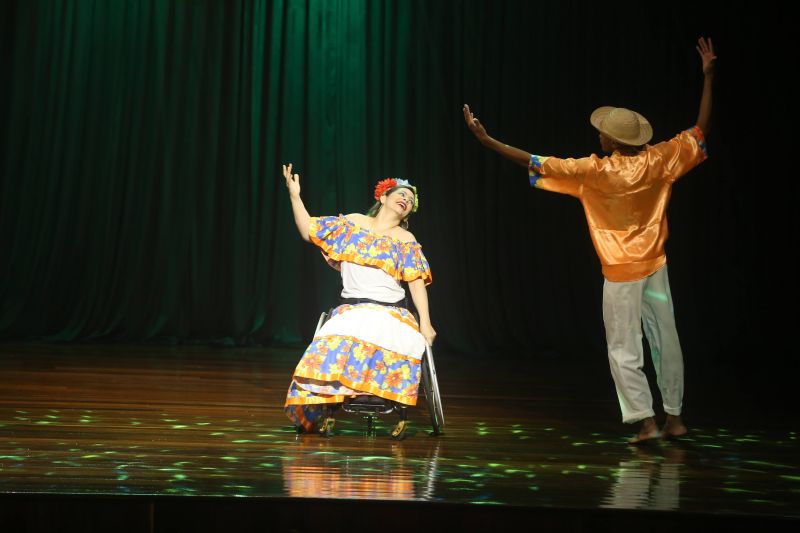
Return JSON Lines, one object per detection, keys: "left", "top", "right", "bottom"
{"left": 602, "top": 265, "right": 684, "bottom": 424}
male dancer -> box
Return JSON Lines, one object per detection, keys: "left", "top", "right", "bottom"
{"left": 464, "top": 38, "right": 716, "bottom": 443}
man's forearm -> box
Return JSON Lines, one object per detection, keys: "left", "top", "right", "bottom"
{"left": 481, "top": 136, "right": 531, "bottom": 168}
{"left": 696, "top": 73, "right": 714, "bottom": 136}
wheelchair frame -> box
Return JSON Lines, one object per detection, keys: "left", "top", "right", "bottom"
{"left": 312, "top": 307, "right": 444, "bottom": 439}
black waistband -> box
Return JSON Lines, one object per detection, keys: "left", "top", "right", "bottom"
{"left": 340, "top": 297, "right": 408, "bottom": 310}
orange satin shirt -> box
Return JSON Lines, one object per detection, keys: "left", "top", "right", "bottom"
{"left": 529, "top": 126, "right": 707, "bottom": 282}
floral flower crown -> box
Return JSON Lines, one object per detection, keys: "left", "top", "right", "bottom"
{"left": 373, "top": 178, "right": 419, "bottom": 212}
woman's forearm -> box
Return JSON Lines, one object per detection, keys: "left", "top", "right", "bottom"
{"left": 408, "top": 279, "right": 431, "bottom": 325}
{"left": 290, "top": 194, "right": 312, "bottom": 242}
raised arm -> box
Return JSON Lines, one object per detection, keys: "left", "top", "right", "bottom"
{"left": 463, "top": 104, "right": 531, "bottom": 168}
{"left": 408, "top": 278, "right": 436, "bottom": 346}
{"left": 695, "top": 37, "right": 716, "bottom": 136}
{"left": 282, "top": 163, "right": 311, "bottom": 242}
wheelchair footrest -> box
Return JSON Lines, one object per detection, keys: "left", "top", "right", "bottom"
{"left": 342, "top": 395, "right": 397, "bottom": 415}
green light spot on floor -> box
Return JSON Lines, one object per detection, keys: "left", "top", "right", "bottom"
{"left": 526, "top": 474, "right": 537, "bottom": 478}
{"left": 572, "top": 442, "right": 588, "bottom": 446}
{"left": 171, "top": 425, "right": 188, "bottom": 429}
{"left": 698, "top": 444, "right": 722, "bottom": 449}
{"left": 470, "top": 473, "right": 485, "bottom": 478}
{"left": 163, "top": 419, "right": 178, "bottom": 422}
{"left": 596, "top": 475, "right": 610, "bottom": 481}
{"left": 780, "top": 475, "right": 800, "bottom": 482}
{"left": 0, "top": 456, "right": 25, "bottom": 461}
{"left": 529, "top": 486, "right": 539, "bottom": 491}
{"left": 81, "top": 455, "right": 100, "bottom": 459}
{"left": 259, "top": 463, "right": 275, "bottom": 468}
{"left": 361, "top": 456, "right": 392, "bottom": 461}
{"left": 210, "top": 432, "right": 225, "bottom": 436}
{"left": 232, "top": 440, "right": 254, "bottom": 444}
{"left": 173, "top": 474, "right": 187, "bottom": 480}
{"left": 257, "top": 434, "right": 276, "bottom": 437}
{"left": 488, "top": 463, "right": 504, "bottom": 468}
{"left": 735, "top": 438, "right": 759, "bottom": 443}
{"left": 117, "top": 475, "right": 128, "bottom": 481}
{"left": 594, "top": 440, "right": 610, "bottom": 444}
{"left": 130, "top": 421, "right": 141, "bottom": 425}
{"left": 35, "top": 421, "right": 52, "bottom": 425}
{"left": 561, "top": 470, "right": 572, "bottom": 475}
{"left": 577, "top": 465, "right": 588, "bottom": 470}
{"left": 195, "top": 422, "right": 210, "bottom": 426}
{"left": 471, "top": 501, "right": 503, "bottom": 505}
{"left": 222, "top": 456, "right": 238, "bottom": 462}
{"left": 45, "top": 415, "right": 59, "bottom": 419}
{"left": 746, "top": 460, "right": 790, "bottom": 468}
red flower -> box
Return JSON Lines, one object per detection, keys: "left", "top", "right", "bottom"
{"left": 374, "top": 178, "right": 397, "bottom": 200}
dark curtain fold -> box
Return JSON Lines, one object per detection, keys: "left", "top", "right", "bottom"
{"left": 0, "top": 1, "right": 792, "bottom": 376}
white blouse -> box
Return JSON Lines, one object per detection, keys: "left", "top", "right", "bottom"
{"left": 340, "top": 262, "right": 406, "bottom": 303}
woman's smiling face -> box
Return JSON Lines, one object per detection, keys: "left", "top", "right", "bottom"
{"left": 384, "top": 187, "right": 415, "bottom": 217}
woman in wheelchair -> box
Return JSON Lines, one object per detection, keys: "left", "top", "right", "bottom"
{"left": 282, "top": 163, "right": 436, "bottom": 436}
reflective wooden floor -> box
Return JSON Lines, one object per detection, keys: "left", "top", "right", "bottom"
{"left": 0, "top": 342, "right": 798, "bottom": 530}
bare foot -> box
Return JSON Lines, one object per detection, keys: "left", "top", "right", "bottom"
{"left": 628, "top": 417, "right": 662, "bottom": 444}
{"left": 662, "top": 414, "right": 687, "bottom": 439}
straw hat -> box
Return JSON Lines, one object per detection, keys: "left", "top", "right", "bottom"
{"left": 590, "top": 106, "right": 652, "bottom": 146}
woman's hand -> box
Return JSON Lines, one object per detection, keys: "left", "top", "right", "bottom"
{"left": 283, "top": 163, "right": 312, "bottom": 241}
{"left": 420, "top": 321, "right": 437, "bottom": 347}
{"left": 283, "top": 163, "right": 301, "bottom": 198}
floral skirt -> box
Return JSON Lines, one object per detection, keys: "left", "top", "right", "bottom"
{"left": 284, "top": 303, "right": 426, "bottom": 432}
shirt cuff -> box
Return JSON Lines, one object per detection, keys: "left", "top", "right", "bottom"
{"left": 528, "top": 154, "right": 546, "bottom": 187}
{"left": 686, "top": 126, "right": 708, "bottom": 158}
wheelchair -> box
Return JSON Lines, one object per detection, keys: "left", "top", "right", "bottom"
{"left": 311, "top": 305, "right": 444, "bottom": 440}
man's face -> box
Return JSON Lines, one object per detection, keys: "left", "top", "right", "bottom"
{"left": 599, "top": 132, "right": 616, "bottom": 153}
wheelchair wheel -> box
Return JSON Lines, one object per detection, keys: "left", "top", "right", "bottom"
{"left": 421, "top": 345, "right": 444, "bottom": 435}
{"left": 314, "top": 311, "right": 330, "bottom": 335}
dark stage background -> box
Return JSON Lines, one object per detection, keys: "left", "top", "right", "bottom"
{"left": 0, "top": 2, "right": 795, "bottom": 404}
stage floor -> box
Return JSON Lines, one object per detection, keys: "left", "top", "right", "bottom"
{"left": 1, "top": 342, "right": 798, "bottom": 529}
